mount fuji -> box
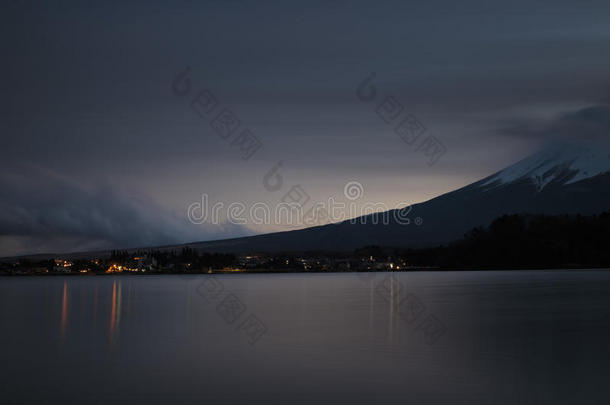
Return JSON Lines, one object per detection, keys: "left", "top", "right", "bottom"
{"left": 181, "top": 142, "right": 610, "bottom": 253}
{"left": 480, "top": 143, "right": 610, "bottom": 191}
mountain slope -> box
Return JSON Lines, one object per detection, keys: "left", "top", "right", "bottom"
{"left": 480, "top": 143, "right": 610, "bottom": 190}
{"left": 182, "top": 143, "right": 610, "bottom": 253}
{"left": 19, "top": 143, "right": 608, "bottom": 259}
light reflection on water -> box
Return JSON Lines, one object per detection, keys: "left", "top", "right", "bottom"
{"left": 108, "top": 280, "right": 121, "bottom": 345}
{"left": 60, "top": 280, "right": 68, "bottom": 343}
{"left": 1, "top": 271, "right": 610, "bottom": 404}
{"left": 53, "top": 278, "right": 203, "bottom": 352}
{"left": 56, "top": 279, "right": 126, "bottom": 350}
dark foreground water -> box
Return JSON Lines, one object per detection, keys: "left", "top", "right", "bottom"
{"left": 1, "top": 270, "right": 610, "bottom": 404}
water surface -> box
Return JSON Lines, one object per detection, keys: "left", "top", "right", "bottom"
{"left": 1, "top": 270, "right": 609, "bottom": 404}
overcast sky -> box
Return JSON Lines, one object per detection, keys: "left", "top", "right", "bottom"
{"left": 2, "top": 0, "right": 610, "bottom": 256}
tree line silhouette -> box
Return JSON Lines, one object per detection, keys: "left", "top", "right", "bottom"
{"left": 397, "top": 212, "right": 610, "bottom": 269}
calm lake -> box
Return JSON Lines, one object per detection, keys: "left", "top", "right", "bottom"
{"left": 1, "top": 270, "right": 609, "bottom": 404}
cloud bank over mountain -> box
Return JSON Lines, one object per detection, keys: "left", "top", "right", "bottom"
{"left": 500, "top": 101, "right": 610, "bottom": 143}
{"left": 0, "top": 167, "right": 251, "bottom": 257}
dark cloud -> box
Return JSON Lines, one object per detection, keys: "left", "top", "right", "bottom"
{"left": 499, "top": 102, "right": 610, "bottom": 143}
{"left": 554, "top": 105, "right": 610, "bottom": 141}
{"left": 0, "top": 166, "right": 251, "bottom": 257}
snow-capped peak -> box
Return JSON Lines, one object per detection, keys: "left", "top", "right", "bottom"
{"left": 480, "top": 143, "right": 610, "bottom": 191}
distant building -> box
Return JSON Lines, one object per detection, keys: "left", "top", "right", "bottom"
{"left": 53, "top": 259, "right": 73, "bottom": 273}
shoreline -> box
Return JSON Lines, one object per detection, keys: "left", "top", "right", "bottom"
{"left": 2, "top": 266, "right": 610, "bottom": 276}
